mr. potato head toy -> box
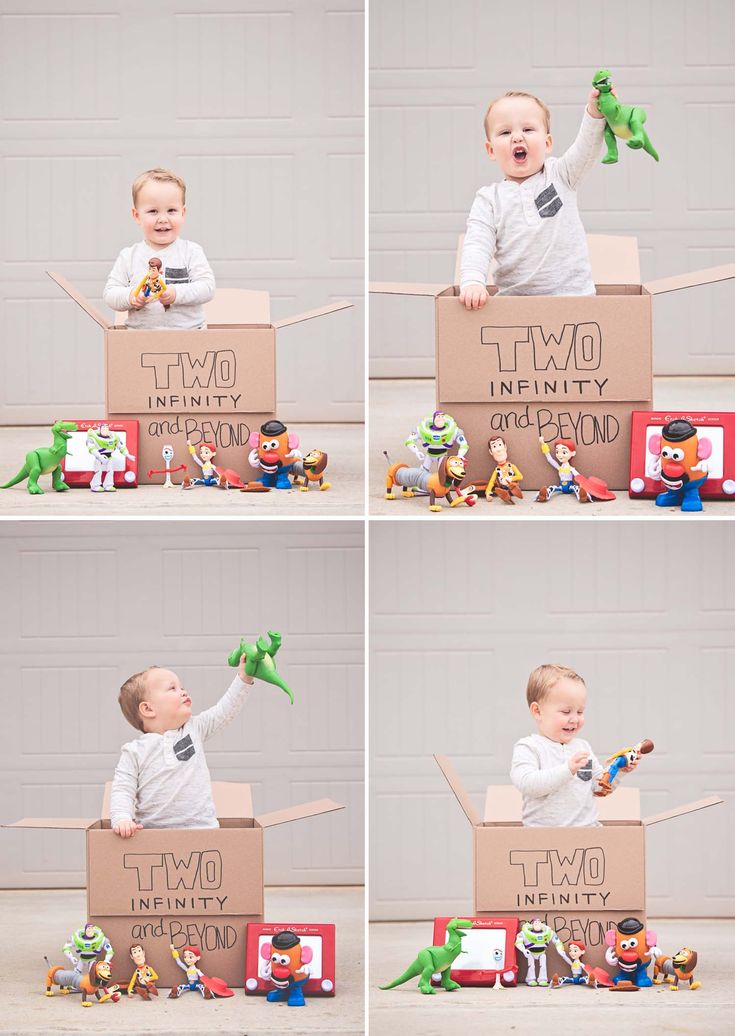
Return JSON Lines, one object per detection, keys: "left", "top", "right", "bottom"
{"left": 261, "top": 930, "right": 312, "bottom": 1007}
{"left": 649, "top": 419, "right": 711, "bottom": 512}
{"left": 248, "top": 419, "right": 302, "bottom": 489}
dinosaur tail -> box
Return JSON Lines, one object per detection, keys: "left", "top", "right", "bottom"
{"left": 0, "top": 465, "right": 29, "bottom": 489}
{"left": 379, "top": 961, "right": 423, "bottom": 989}
{"left": 262, "top": 671, "right": 294, "bottom": 705}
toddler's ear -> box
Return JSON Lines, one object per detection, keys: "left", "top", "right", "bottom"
{"left": 485, "top": 140, "right": 495, "bottom": 161}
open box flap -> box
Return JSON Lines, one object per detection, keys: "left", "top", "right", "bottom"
{"left": 369, "top": 282, "right": 451, "bottom": 298}
{"left": 643, "top": 794, "right": 723, "bottom": 826}
{"left": 274, "top": 300, "right": 353, "bottom": 330}
{"left": 4, "top": 816, "right": 96, "bottom": 830}
{"left": 256, "top": 798, "right": 345, "bottom": 829}
{"left": 643, "top": 264, "right": 735, "bottom": 296}
{"left": 434, "top": 754, "right": 481, "bottom": 827}
{"left": 204, "top": 288, "right": 271, "bottom": 325}
{"left": 101, "top": 780, "right": 254, "bottom": 821}
{"left": 483, "top": 785, "right": 641, "bottom": 824}
{"left": 452, "top": 233, "right": 641, "bottom": 288}
{"left": 47, "top": 271, "right": 112, "bottom": 330}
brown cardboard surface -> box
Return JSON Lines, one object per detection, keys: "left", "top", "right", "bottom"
{"left": 99, "top": 781, "right": 253, "bottom": 822}
{"left": 113, "top": 410, "right": 273, "bottom": 486}
{"left": 433, "top": 754, "right": 481, "bottom": 827}
{"left": 644, "top": 263, "right": 735, "bottom": 295}
{"left": 643, "top": 795, "right": 724, "bottom": 826}
{"left": 255, "top": 798, "right": 346, "bottom": 829}
{"left": 369, "top": 281, "right": 450, "bottom": 297}
{"left": 87, "top": 826, "right": 263, "bottom": 917}
{"left": 106, "top": 328, "right": 275, "bottom": 415}
{"left": 436, "top": 293, "right": 651, "bottom": 404}
{"left": 484, "top": 786, "right": 642, "bottom": 825}
{"left": 46, "top": 271, "right": 112, "bottom": 330}
{"left": 203, "top": 288, "right": 271, "bottom": 325}
{"left": 511, "top": 911, "right": 635, "bottom": 973}
{"left": 451, "top": 233, "right": 642, "bottom": 288}
{"left": 5, "top": 817, "right": 96, "bottom": 830}
{"left": 442, "top": 400, "right": 650, "bottom": 492}
{"left": 474, "top": 824, "right": 646, "bottom": 914}
{"left": 274, "top": 300, "right": 353, "bottom": 329}
{"left": 90, "top": 912, "right": 258, "bottom": 988}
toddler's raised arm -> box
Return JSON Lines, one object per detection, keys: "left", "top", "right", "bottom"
{"left": 194, "top": 672, "right": 253, "bottom": 742}
{"left": 555, "top": 108, "right": 604, "bottom": 190}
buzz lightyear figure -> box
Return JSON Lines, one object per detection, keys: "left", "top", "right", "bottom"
{"left": 87, "top": 423, "right": 134, "bottom": 493}
{"left": 406, "top": 410, "right": 468, "bottom": 472}
{"left": 63, "top": 922, "right": 114, "bottom": 973}
{"left": 515, "top": 918, "right": 570, "bottom": 987}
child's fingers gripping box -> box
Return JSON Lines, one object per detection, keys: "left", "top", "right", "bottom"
{"left": 434, "top": 755, "right": 722, "bottom": 973}
{"left": 5, "top": 782, "right": 344, "bottom": 988}
{"left": 371, "top": 237, "right": 735, "bottom": 490}
{"left": 48, "top": 273, "right": 352, "bottom": 485}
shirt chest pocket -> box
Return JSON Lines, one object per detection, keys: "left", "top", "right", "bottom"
{"left": 163, "top": 733, "right": 196, "bottom": 765}
{"left": 534, "top": 184, "right": 563, "bottom": 219}
{"left": 164, "top": 266, "right": 190, "bottom": 284}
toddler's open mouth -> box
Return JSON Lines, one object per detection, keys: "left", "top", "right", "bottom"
{"left": 513, "top": 146, "right": 527, "bottom": 163}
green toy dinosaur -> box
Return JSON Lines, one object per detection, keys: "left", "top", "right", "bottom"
{"left": 379, "top": 918, "right": 472, "bottom": 994}
{"left": 1, "top": 420, "right": 78, "bottom": 495}
{"left": 592, "top": 69, "right": 659, "bottom": 164}
{"left": 227, "top": 630, "right": 294, "bottom": 704}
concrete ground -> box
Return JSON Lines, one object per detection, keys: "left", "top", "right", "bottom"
{"left": 369, "top": 377, "right": 735, "bottom": 517}
{"left": 0, "top": 423, "right": 364, "bottom": 517}
{"left": 370, "top": 918, "right": 730, "bottom": 1036}
{"left": 1, "top": 886, "right": 364, "bottom": 1036}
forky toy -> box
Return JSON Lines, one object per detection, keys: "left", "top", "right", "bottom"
{"left": 594, "top": 739, "right": 654, "bottom": 797}
{"left": 147, "top": 444, "right": 186, "bottom": 488}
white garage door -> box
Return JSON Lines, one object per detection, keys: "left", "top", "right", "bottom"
{"left": 0, "top": 0, "right": 364, "bottom": 424}
{"left": 370, "top": 521, "right": 734, "bottom": 918}
{"left": 370, "top": 0, "right": 735, "bottom": 376}
{"left": 0, "top": 520, "right": 364, "bottom": 888}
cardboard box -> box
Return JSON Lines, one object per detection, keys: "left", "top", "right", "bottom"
{"left": 435, "top": 755, "right": 722, "bottom": 972}
{"left": 49, "top": 272, "right": 352, "bottom": 485}
{"left": 371, "top": 238, "right": 735, "bottom": 490}
{"left": 6, "top": 782, "right": 344, "bottom": 988}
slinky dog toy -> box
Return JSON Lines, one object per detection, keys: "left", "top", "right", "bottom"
{"left": 592, "top": 69, "right": 659, "bottom": 164}
{"left": 292, "top": 450, "right": 331, "bottom": 491}
{"left": 1, "top": 420, "right": 77, "bottom": 495}
{"left": 594, "top": 738, "right": 654, "bottom": 797}
{"left": 384, "top": 453, "right": 478, "bottom": 512}
{"left": 380, "top": 918, "right": 473, "bottom": 994}
{"left": 227, "top": 630, "right": 294, "bottom": 704}
{"left": 45, "top": 959, "right": 121, "bottom": 1006}
{"left": 653, "top": 947, "right": 701, "bottom": 990}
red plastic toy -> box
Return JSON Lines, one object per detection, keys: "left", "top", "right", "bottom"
{"left": 431, "top": 916, "right": 519, "bottom": 987}
{"left": 629, "top": 410, "right": 735, "bottom": 500}
{"left": 244, "top": 923, "right": 336, "bottom": 997}
{"left": 60, "top": 420, "right": 138, "bottom": 488}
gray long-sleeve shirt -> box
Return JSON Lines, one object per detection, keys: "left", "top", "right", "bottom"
{"left": 460, "top": 110, "right": 604, "bottom": 296}
{"left": 110, "top": 675, "right": 250, "bottom": 829}
{"left": 103, "top": 238, "right": 215, "bottom": 329}
{"left": 510, "top": 733, "right": 604, "bottom": 827}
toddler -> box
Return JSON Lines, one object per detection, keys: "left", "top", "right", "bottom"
{"left": 510, "top": 664, "right": 634, "bottom": 827}
{"left": 460, "top": 86, "right": 607, "bottom": 306}
{"left": 103, "top": 167, "right": 215, "bottom": 329}
{"left": 111, "top": 656, "right": 253, "bottom": 836}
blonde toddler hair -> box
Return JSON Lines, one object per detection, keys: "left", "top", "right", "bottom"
{"left": 526, "top": 664, "right": 584, "bottom": 707}
{"left": 118, "top": 667, "right": 158, "bottom": 732}
{"left": 484, "top": 91, "right": 551, "bottom": 140}
{"left": 132, "top": 168, "right": 186, "bottom": 207}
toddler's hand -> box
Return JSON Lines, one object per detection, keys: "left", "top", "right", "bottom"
{"left": 128, "top": 289, "right": 147, "bottom": 310}
{"left": 587, "top": 86, "right": 616, "bottom": 118}
{"left": 238, "top": 654, "right": 255, "bottom": 685}
{"left": 567, "top": 750, "right": 590, "bottom": 775}
{"left": 114, "top": 820, "right": 143, "bottom": 838}
{"left": 159, "top": 286, "right": 177, "bottom": 306}
{"left": 459, "top": 284, "right": 488, "bottom": 310}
